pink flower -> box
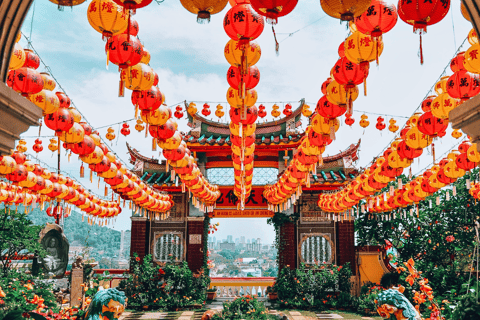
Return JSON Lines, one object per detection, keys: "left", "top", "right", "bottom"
{"left": 330, "top": 270, "right": 334, "bottom": 275}
{"left": 446, "top": 235, "right": 455, "bottom": 243}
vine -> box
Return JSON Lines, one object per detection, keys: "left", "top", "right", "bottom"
{"left": 267, "top": 210, "right": 300, "bottom": 271}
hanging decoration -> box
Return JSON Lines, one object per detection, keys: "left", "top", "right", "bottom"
{"left": 258, "top": 104, "right": 267, "bottom": 118}
{"left": 33, "top": 139, "right": 43, "bottom": 153}
{"left": 180, "top": 0, "right": 229, "bottom": 23}
{"left": 359, "top": 114, "right": 369, "bottom": 128}
{"left": 250, "top": 0, "right": 298, "bottom": 25}
{"left": 201, "top": 103, "right": 211, "bottom": 117}
{"left": 215, "top": 104, "right": 225, "bottom": 119}
{"left": 87, "top": 0, "right": 129, "bottom": 40}
{"left": 388, "top": 119, "right": 398, "bottom": 132}
{"left": 320, "top": 0, "right": 371, "bottom": 22}
{"left": 174, "top": 105, "right": 184, "bottom": 119}
{"left": 376, "top": 116, "right": 386, "bottom": 131}
{"left": 120, "top": 123, "right": 130, "bottom": 136}
{"left": 135, "top": 119, "right": 145, "bottom": 132}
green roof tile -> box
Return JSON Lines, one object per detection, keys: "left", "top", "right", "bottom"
{"left": 146, "top": 173, "right": 157, "bottom": 183}
{"left": 154, "top": 173, "right": 165, "bottom": 184}
{"left": 141, "top": 172, "right": 149, "bottom": 180}
{"left": 329, "top": 170, "right": 337, "bottom": 181}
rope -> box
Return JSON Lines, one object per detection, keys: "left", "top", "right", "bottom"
{"left": 277, "top": 15, "right": 328, "bottom": 44}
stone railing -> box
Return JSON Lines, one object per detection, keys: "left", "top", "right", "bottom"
{"left": 209, "top": 277, "right": 276, "bottom": 298}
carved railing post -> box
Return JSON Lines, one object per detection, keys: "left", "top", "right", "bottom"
{"left": 70, "top": 257, "right": 84, "bottom": 309}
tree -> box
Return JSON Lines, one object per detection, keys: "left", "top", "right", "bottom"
{"left": 0, "top": 209, "right": 45, "bottom": 277}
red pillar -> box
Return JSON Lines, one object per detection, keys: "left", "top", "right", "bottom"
{"left": 336, "top": 220, "right": 356, "bottom": 274}
{"left": 130, "top": 217, "right": 149, "bottom": 262}
{"left": 186, "top": 217, "right": 205, "bottom": 273}
{"left": 278, "top": 221, "right": 297, "bottom": 271}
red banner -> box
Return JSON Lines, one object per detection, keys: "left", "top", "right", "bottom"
{"left": 215, "top": 186, "right": 268, "bottom": 209}
{"left": 209, "top": 209, "right": 273, "bottom": 218}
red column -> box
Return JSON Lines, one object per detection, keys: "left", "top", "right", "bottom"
{"left": 186, "top": 217, "right": 205, "bottom": 273}
{"left": 278, "top": 221, "right": 296, "bottom": 271}
{"left": 336, "top": 220, "right": 356, "bottom": 274}
{"left": 130, "top": 217, "right": 149, "bottom": 262}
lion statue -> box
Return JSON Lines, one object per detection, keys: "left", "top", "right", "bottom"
{"left": 376, "top": 288, "right": 421, "bottom": 320}
{"left": 84, "top": 288, "right": 127, "bottom": 320}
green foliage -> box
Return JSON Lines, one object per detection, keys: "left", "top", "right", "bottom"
{"left": 267, "top": 211, "right": 299, "bottom": 273}
{"left": 274, "top": 262, "right": 353, "bottom": 310}
{"left": 118, "top": 254, "right": 209, "bottom": 311}
{"left": 211, "top": 295, "right": 275, "bottom": 320}
{"left": 356, "top": 284, "right": 382, "bottom": 313}
{"left": 0, "top": 209, "right": 45, "bottom": 277}
{"left": 451, "top": 289, "right": 480, "bottom": 320}
{"left": 0, "top": 271, "right": 59, "bottom": 320}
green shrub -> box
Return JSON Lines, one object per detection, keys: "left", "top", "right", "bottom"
{"left": 211, "top": 295, "right": 275, "bottom": 320}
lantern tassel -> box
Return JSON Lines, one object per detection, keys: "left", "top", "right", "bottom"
{"left": 119, "top": 78, "right": 125, "bottom": 97}
{"left": 272, "top": 25, "right": 279, "bottom": 56}
{"left": 106, "top": 50, "right": 109, "bottom": 70}
{"left": 364, "top": 77, "right": 367, "bottom": 96}
{"left": 90, "top": 169, "right": 93, "bottom": 183}
{"left": 375, "top": 37, "right": 380, "bottom": 66}
{"left": 419, "top": 32, "right": 424, "bottom": 65}
{"left": 432, "top": 143, "right": 435, "bottom": 164}
{"left": 80, "top": 164, "right": 84, "bottom": 178}
{"left": 105, "top": 185, "right": 108, "bottom": 196}
{"left": 152, "top": 138, "right": 157, "bottom": 151}
{"left": 135, "top": 104, "right": 139, "bottom": 119}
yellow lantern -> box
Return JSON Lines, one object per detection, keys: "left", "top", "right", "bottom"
{"left": 431, "top": 93, "right": 459, "bottom": 120}
{"left": 80, "top": 146, "right": 104, "bottom": 164}
{"left": 87, "top": 0, "right": 129, "bottom": 39}
{"left": 271, "top": 104, "right": 280, "bottom": 118}
{"left": 68, "top": 107, "right": 82, "bottom": 123}
{"left": 0, "top": 156, "right": 16, "bottom": 175}
{"left": 414, "top": 181, "right": 429, "bottom": 199}
{"left": 229, "top": 122, "right": 256, "bottom": 136}
{"left": 464, "top": 44, "right": 480, "bottom": 74}
{"left": 224, "top": 40, "right": 261, "bottom": 68}
{"left": 311, "top": 114, "right": 340, "bottom": 135}
{"left": 180, "top": 0, "right": 229, "bottom": 23}
{"left": 215, "top": 104, "right": 224, "bottom": 118}
{"left": 9, "top": 43, "right": 25, "bottom": 70}
{"left": 451, "top": 129, "right": 462, "bottom": 139}
{"left": 16, "top": 140, "right": 27, "bottom": 153}
{"left": 90, "top": 133, "right": 101, "bottom": 146}
{"left": 18, "top": 172, "right": 37, "bottom": 188}
{"left": 135, "top": 119, "right": 145, "bottom": 132}
{"left": 38, "top": 179, "right": 54, "bottom": 195}
{"left": 58, "top": 123, "right": 85, "bottom": 144}
{"left": 141, "top": 48, "right": 150, "bottom": 64}
{"left": 141, "top": 106, "right": 171, "bottom": 125}
{"left": 40, "top": 73, "right": 56, "bottom": 91}
{"left": 388, "top": 119, "right": 398, "bottom": 132}
{"left": 359, "top": 114, "right": 369, "bottom": 128}
{"left": 121, "top": 63, "right": 155, "bottom": 94}
{"left": 106, "top": 127, "right": 116, "bottom": 142}
{"left": 444, "top": 158, "right": 465, "bottom": 179}
{"left": 468, "top": 28, "right": 478, "bottom": 46}
{"left": 405, "top": 126, "right": 432, "bottom": 149}
{"left": 227, "top": 87, "right": 257, "bottom": 108}
{"left": 158, "top": 132, "right": 182, "bottom": 150}
{"left": 344, "top": 31, "right": 383, "bottom": 65}
{"left": 48, "top": 138, "right": 58, "bottom": 152}
{"left": 320, "top": 0, "right": 371, "bottom": 22}
{"left": 29, "top": 90, "right": 60, "bottom": 115}
{"left": 302, "top": 104, "right": 312, "bottom": 117}
{"left": 434, "top": 76, "right": 449, "bottom": 95}
{"left": 187, "top": 102, "right": 197, "bottom": 115}
{"left": 387, "top": 151, "right": 412, "bottom": 168}
{"left": 326, "top": 80, "right": 359, "bottom": 107}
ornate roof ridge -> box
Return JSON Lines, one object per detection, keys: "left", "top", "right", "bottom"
{"left": 126, "top": 142, "right": 159, "bottom": 165}
{"left": 321, "top": 139, "right": 361, "bottom": 163}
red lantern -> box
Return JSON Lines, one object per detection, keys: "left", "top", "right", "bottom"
{"left": 230, "top": 133, "right": 255, "bottom": 147}
{"left": 112, "top": 0, "right": 153, "bottom": 11}
{"left": 131, "top": 86, "right": 162, "bottom": 112}
{"left": 7, "top": 68, "right": 44, "bottom": 96}
{"left": 397, "top": 140, "right": 422, "bottom": 160}
{"left": 33, "top": 139, "right": 43, "bottom": 153}
{"left": 22, "top": 49, "right": 40, "bottom": 69}
{"left": 421, "top": 95, "right": 436, "bottom": 112}
{"left": 321, "top": 77, "right": 333, "bottom": 95}
{"left": 121, "top": 123, "right": 130, "bottom": 136}
{"left": 44, "top": 108, "right": 74, "bottom": 134}
{"left": 258, "top": 104, "right": 267, "bottom": 118}
{"left": 230, "top": 106, "right": 258, "bottom": 125}
{"left": 66, "top": 135, "right": 96, "bottom": 156}
{"left": 447, "top": 70, "right": 480, "bottom": 101}
{"left": 376, "top": 116, "right": 386, "bottom": 131}
{"left": 355, "top": 0, "right": 398, "bottom": 38}
{"left": 226, "top": 65, "right": 260, "bottom": 90}
{"left": 316, "top": 96, "right": 346, "bottom": 119}
{"left": 249, "top": 0, "right": 298, "bottom": 25}
{"left": 11, "top": 151, "right": 26, "bottom": 164}
{"left": 174, "top": 106, "right": 184, "bottom": 119}
{"left": 106, "top": 34, "right": 144, "bottom": 69}
{"left": 224, "top": 4, "right": 264, "bottom": 43}
{"left": 149, "top": 119, "right": 176, "bottom": 140}
{"left": 153, "top": 72, "right": 159, "bottom": 86}
{"left": 7, "top": 165, "right": 28, "bottom": 183}
{"left": 456, "top": 152, "right": 476, "bottom": 170}
{"left": 417, "top": 111, "right": 448, "bottom": 137}
{"left": 201, "top": 103, "right": 211, "bottom": 117}
{"left": 122, "top": 17, "right": 139, "bottom": 36}
{"left": 307, "top": 128, "right": 331, "bottom": 147}
{"left": 56, "top": 92, "right": 71, "bottom": 109}
{"left": 89, "top": 156, "right": 111, "bottom": 173}
{"left": 450, "top": 51, "right": 466, "bottom": 72}
{"left": 283, "top": 104, "right": 292, "bottom": 116}
{"left": 345, "top": 113, "right": 355, "bottom": 126}
{"left": 332, "top": 57, "right": 368, "bottom": 89}
{"left": 163, "top": 145, "right": 186, "bottom": 161}
{"left": 80, "top": 122, "right": 93, "bottom": 136}
{"left": 397, "top": 0, "right": 450, "bottom": 64}
{"left": 338, "top": 42, "right": 345, "bottom": 58}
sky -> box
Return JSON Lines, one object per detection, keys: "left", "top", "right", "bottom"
{"left": 16, "top": 0, "right": 474, "bottom": 238}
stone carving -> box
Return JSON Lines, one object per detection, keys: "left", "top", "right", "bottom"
{"left": 84, "top": 288, "right": 126, "bottom": 320}
{"left": 38, "top": 224, "right": 69, "bottom": 277}
{"left": 376, "top": 288, "right": 421, "bottom": 320}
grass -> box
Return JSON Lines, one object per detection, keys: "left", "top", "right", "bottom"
{"left": 320, "top": 310, "right": 383, "bottom": 319}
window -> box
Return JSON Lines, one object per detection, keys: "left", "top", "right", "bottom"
{"left": 207, "top": 167, "right": 279, "bottom": 186}
{"left": 299, "top": 234, "right": 334, "bottom": 265}
{"left": 153, "top": 232, "right": 184, "bottom": 262}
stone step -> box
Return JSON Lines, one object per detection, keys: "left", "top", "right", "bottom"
{"left": 316, "top": 314, "right": 344, "bottom": 319}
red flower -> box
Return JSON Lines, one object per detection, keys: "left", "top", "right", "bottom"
{"left": 446, "top": 235, "right": 455, "bottom": 243}
{"left": 159, "top": 268, "right": 165, "bottom": 275}
{"left": 135, "top": 257, "right": 140, "bottom": 262}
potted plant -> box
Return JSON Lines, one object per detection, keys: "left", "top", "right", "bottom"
{"left": 206, "top": 287, "right": 217, "bottom": 300}
{"left": 266, "top": 285, "right": 278, "bottom": 300}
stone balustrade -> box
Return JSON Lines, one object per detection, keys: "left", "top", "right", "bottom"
{"left": 209, "top": 277, "right": 275, "bottom": 298}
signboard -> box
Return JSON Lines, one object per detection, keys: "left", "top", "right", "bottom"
{"left": 209, "top": 209, "right": 273, "bottom": 218}
{"left": 215, "top": 187, "right": 268, "bottom": 209}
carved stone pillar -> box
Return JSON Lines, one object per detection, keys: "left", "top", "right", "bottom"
{"left": 70, "top": 257, "right": 84, "bottom": 308}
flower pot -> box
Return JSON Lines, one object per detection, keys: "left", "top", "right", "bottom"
{"left": 268, "top": 292, "right": 278, "bottom": 300}
{"left": 207, "top": 292, "right": 217, "bottom": 300}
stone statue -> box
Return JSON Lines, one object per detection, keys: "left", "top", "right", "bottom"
{"left": 84, "top": 288, "right": 126, "bottom": 320}
{"left": 38, "top": 224, "right": 69, "bottom": 277}
{"left": 376, "top": 288, "right": 421, "bottom": 320}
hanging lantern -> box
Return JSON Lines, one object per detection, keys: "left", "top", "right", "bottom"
{"left": 29, "top": 90, "right": 60, "bottom": 115}
{"left": 359, "top": 114, "right": 369, "bottom": 128}
{"left": 431, "top": 93, "right": 459, "bottom": 120}
{"left": 121, "top": 123, "right": 130, "bottom": 136}
{"left": 32, "top": 139, "right": 43, "bottom": 153}
{"left": 140, "top": 106, "right": 171, "bottom": 125}
{"left": 215, "top": 104, "right": 225, "bottom": 118}
{"left": 16, "top": 140, "right": 27, "bottom": 153}
{"left": 22, "top": 49, "right": 40, "bottom": 69}
{"left": 258, "top": 104, "right": 267, "bottom": 118}
{"left": 355, "top": 0, "right": 398, "bottom": 38}
{"left": 320, "top": 0, "right": 371, "bottom": 21}
{"left": 446, "top": 70, "right": 480, "bottom": 102}
{"left": 131, "top": 86, "right": 163, "bottom": 114}
{"left": 174, "top": 105, "right": 184, "bottom": 119}
{"left": 388, "top": 119, "right": 398, "bottom": 132}
{"left": 397, "top": 141, "right": 422, "bottom": 160}
{"left": 39, "top": 73, "right": 56, "bottom": 91}
{"left": 44, "top": 107, "right": 75, "bottom": 134}
{"left": 48, "top": 138, "right": 59, "bottom": 152}
{"left": 417, "top": 111, "right": 448, "bottom": 137}
{"left": 311, "top": 114, "right": 340, "bottom": 136}
{"left": 321, "top": 77, "right": 333, "bottom": 95}
{"left": 421, "top": 95, "right": 436, "bottom": 112}
{"left": 141, "top": 48, "right": 151, "bottom": 64}
{"left": 376, "top": 116, "right": 386, "bottom": 131}
{"left": 187, "top": 102, "right": 197, "bottom": 115}
{"left": 450, "top": 51, "right": 466, "bottom": 72}
{"left": 344, "top": 31, "right": 383, "bottom": 68}
{"left": 397, "top": 0, "right": 450, "bottom": 64}
{"left": 106, "top": 127, "right": 116, "bottom": 142}
{"left": 57, "top": 122, "right": 85, "bottom": 144}
{"left": 56, "top": 92, "right": 71, "bottom": 109}
{"left": 106, "top": 34, "right": 144, "bottom": 69}
{"left": 464, "top": 44, "right": 480, "bottom": 74}
{"left": 120, "top": 63, "right": 155, "bottom": 96}
{"left": 316, "top": 95, "right": 346, "bottom": 119}
{"left": 302, "top": 104, "right": 312, "bottom": 117}
{"left": 67, "top": 135, "right": 96, "bottom": 155}
{"left": 122, "top": 17, "right": 139, "bottom": 36}
{"left": 230, "top": 106, "right": 258, "bottom": 124}
{"left": 226, "top": 65, "right": 260, "bottom": 90}
{"left": 271, "top": 104, "right": 280, "bottom": 118}
{"left": 224, "top": 40, "right": 261, "bottom": 67}
{"left": 226, "top": 87, "right": 258, "bottom": 108}
{"left": 345, "top": 113, "right": 355, "bottom": 126}
{"left": 468, "top": 28, "right": 478, "bottom": 46}
{"left": 451, "top": 129, "right": 462, "bottom": 139}
{"left": 224, "top": 4, "right": 265, "bottom": 43}
{"left": 7, "top": 68, "right": 44, "bottom": 96}
{"left": 405, "top": 126, "right": 432, "bottom": 149}
{"left": 69, "top": 107, "right": 82, "bottom": 123}
{"left": 201, "top": 103, "right": 211, "bottom": 116}
{"left": 283, "top": 103, "right": 293, "bottom": 116}
{"left": 9, "top": 43, "right": 26, "bottom": 71}
{"left": 249, "top": 0, "right": 298, "bottom": 25}
{"left": 326, "top": 80, "right": 359, "bottom": 113}
{"left": 338, "top": 41, "right": 345, "bottom": 58}
{"left": 149, "top": 119, "right": 176, "bottom": 141}
{"left": 87, "top": 0, "right": 129, "bottom": 40}
{"left": 49, "top": 0, "right": 87, "bottom": 9}
{"left": 332, "top": 57, "right": 367, "bottom": 90}
{"left": 180, "top": 0, "right": 229, "bottom": 23}
{"left": 135, "top": 119, "right": 145, "bottom": 132}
